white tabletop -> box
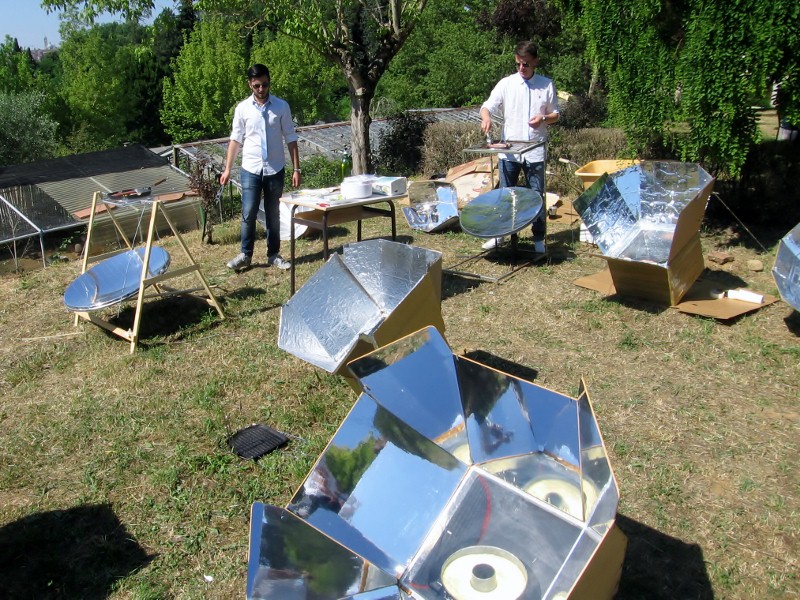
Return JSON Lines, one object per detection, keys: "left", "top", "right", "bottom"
{"left": 280, "top": 188, "right": 405, "bottom": 211}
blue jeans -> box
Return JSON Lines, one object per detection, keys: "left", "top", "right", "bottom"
{"left": 499, "top": 159, "right": 546, "bottom": 242}
{"left": 240, "top": 168, "right": 284, "bottom": 257}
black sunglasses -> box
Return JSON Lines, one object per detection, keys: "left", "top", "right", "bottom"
{"left": 251, "top": 82, "right": 270, "bottom": 89}
{"left": 515, "top": 61, "right": 533, "bottom": 69}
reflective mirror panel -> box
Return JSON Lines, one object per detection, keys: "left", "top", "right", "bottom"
{"left": 402, "top": 182, "right": 460, "bottom": 233}
{"left": 573, "top": 162, "right": 713, "bottom": 264}
{"left": 459, "top": 187, "right": 543, "bottom": 238}
{"left": 348, "top": 328, "right": 467, "bottom": 455}
{"left": 403, "top": 469, "right": 585, "bottom": 599}
{"left": 288, "top": 395, "right": 467, "bottom": 576}
{"left": 772, "top": 222, "right": 800, "bottom": 312}
{"left": 63, "top": 246, "right": 171, "bottom": 311}
{"left": 247, "top": 503, "right": 396, "bottom": 600}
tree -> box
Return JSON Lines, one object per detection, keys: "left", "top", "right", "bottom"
{"left": 0, "top": 91, "right": 59, "bottom": 165}
{"left": 0, "top": 36, "right": 37, "bottom": 93}
{"left": 560, "top": 0, "right": 800, "bottom": 177}
{"left": 42, "top": 0, "right": 431, "bottom": 173}
{"left": 161, "top": 16, "right": 248, "bottom": 142}
{"left": 209, "top": 0, "right": 431, "bottom": 173}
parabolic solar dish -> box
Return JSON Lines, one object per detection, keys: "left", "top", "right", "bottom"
{"left": 278, "top": 239, "right": 444, "bottom": 375}
{"left": 249, "top": 327, "right": 624, "bottom": 600}
{"left": 572, "top": 162, "right": 713, "bottom": 265}
{"left": 460, "top": 187, "right": 543, "bottom": 239}
{"left": 402, "top": 181, "right": 460, "bottom": 233}
{"left": 64, "top": 246, "right": 171, "bottom": 311}
{"left": 772, "top": 222, "right": 800, "bottom": 312}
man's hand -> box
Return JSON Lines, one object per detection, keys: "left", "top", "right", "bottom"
{"left": 220, "top": 169, "right": 231, "bottom": 185}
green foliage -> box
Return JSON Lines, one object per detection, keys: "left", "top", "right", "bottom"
{"left": 58, "top": 22, "right": 159, "bottom": 151}
{"left": 250, "top": 32, "right": 348, "bottom": 126}
{"left": 373, "top": 111, "right": 431, "bottom": 176}
{"left": 0, "top": 36, "right": 37, "bottom": 93}
{"left": 377, "top": 0, "right": 509, "bottom": 110}
{"left": 297, "top": 155, "right": 341, "bottom": 189}
{"left": 161, "top": 17, "right": 248, "bottom": 142}
{"left": 0, "top": 91, "right": 59, "bottom": 165}
{"left": 565, "top": 0, "right": 800, "bottom": 177}
{"left": 421, "top": 121, "right": 485, "bottom": 177}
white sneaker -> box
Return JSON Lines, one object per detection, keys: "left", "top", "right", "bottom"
{"left": 226, "top": 252, "right": 251, "bottom": 271}
{"left": 482, "top": 236, "right": 507, "bottom": 250}
{"left": 534, "top": 240, "right": 547, "bottom": 254}
{"left": 268, "top": 254, "right": 291, "bottom": 270}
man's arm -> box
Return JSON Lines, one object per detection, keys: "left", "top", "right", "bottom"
{"left": 220, "top": 140, "right": 242, "bottom": 185}
{"left": 287, "top": 140, "right": 301, "bottom": 187}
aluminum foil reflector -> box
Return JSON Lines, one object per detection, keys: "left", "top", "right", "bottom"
{"left": 249, "top": 327, "right": 625, "bottom": 600}
{"left": 64, "top": 246, "right": 171, "bottom": 311}
{"left": 278, "top": 239, "right": 444, "bottom": 375}
{"left": 573, "top": 162, "right": 713, "bottom": 264}
{"left": 573, "top": 161, "right": 715, "bottom": 305}
{"left": 773, "top": 222, "right": 800, "bottom": 312}
{"left": 402, "top": 181, "right": 460, "bottom": 233}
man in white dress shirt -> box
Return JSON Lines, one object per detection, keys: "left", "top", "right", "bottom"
{"left": 480, "top": 41, "right": 559, "bottom": 253}
{"left": 221, "top": 64, "right": 302, "bottom": 271}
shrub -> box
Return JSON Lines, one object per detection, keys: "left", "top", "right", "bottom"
{"left": 373, "top": 112, "right": 431, "bottom": 176}
{"left": 421, "top": 122, "right": 486, "bottom": 178}
{"left": 558, "top": 94, "right": 609, "bottom": 130}
{"left": 297, "top": 154, "right": 341, "bottom": 189}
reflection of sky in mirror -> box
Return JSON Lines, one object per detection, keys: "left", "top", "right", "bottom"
{"left": 344, "top": 441, "right": 463, "bottom": 567}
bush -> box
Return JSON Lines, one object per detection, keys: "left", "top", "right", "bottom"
{"left": 421, "top": 122, "right": 486, "bottom": 178}
{"left": 558, "top": 94, "right": 609, "bottom": 130}
{"left": 297, "top": 154, "right": 341, "bottom": 189}
{"left": 373, "top": 112, "right": 431, "bottom": 176}
{"left": 547, "top": 127, "right": 630, "bottom": 197}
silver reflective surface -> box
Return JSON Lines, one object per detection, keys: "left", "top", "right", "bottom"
{"left": 63, "top": 246, "right": 171, "bottom": 311}
{"left": 460, "top": 187, "right": 543, "bottom": 238}
{"left": 402, "top": 181, "right": 460, "bottom": 233}
{"left": 247, "top": 503, "right": 397, "bottom": 600}
{"left": 772, "top": 222, "right": 800, "bottom": 312}
{"left": 249, "top": 327, "right": 620, "bottom": 598}
{"left": 278, "top": 239, "right": 443, "bottom": 373}
{"left": 573, "top": 162, "right": 713, "bottom": 264}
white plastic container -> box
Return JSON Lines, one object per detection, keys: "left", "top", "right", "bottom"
{"left": 341, "top": 176, "right": 375, "bottom": 200}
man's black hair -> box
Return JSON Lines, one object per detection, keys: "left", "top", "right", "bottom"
{"left": 247, "top": 64, "right": 270, "bottom": 80}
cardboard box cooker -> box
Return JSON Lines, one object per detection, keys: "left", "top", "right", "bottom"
{"left": 576, "top": 164, "right": 715, "bottom": 306}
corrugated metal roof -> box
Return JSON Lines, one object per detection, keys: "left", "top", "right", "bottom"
{"left": 174, "top": 106, "right": 485, "bottom": 177}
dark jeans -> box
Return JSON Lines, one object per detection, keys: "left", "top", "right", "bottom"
{"left": 240, "top": 168, "right": 284, "bottom": 257}
{"left": 499, "top": 159, "right": 546, "bottom": 242}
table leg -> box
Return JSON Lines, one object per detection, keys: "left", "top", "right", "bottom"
{"left": 290, "top": 205, "right": 297, "bottom": 295}
{"left": 389, "top": 201, "right": 396, "bottom": 240}
{"left": 322, "top": 213, "right": 330, "bottom": 259}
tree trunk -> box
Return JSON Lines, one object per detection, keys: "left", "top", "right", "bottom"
{"left": 348, "top": 83, "right": 375, "bottom": 174}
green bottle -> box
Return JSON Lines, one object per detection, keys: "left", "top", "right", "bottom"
{"left": 341, "top": 148, "right": 352, "bottom": 180}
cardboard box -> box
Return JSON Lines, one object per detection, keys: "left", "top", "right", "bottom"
{"left": 371, "top": 176, "right": 407, "bottom": 196}
{"left": 574, "top": 162, "right": 715, "bottom": 305}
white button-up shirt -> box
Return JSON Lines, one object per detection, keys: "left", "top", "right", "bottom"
{"left": 482, "top": 72, "right": 559, "bottom": 163}
{"left": 230, "top": 94, "right": 299, "bottom": 176}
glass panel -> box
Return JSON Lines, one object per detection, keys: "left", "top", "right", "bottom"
{"left": 0, "top": 185, "right": 80, "bottom": 234}
{"left": 288, "top": 395, "right": 467, "bottom": 576}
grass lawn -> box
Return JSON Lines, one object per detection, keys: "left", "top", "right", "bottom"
{"left": 0, "top": 193, "right": 797, "bottom": 598}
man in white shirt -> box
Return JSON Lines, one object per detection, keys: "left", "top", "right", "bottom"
{"left": 480, "top": 41, "right": 559, "bottom": 253}
{"left": 221, "top": 64, "right": 302, "bottom": 271}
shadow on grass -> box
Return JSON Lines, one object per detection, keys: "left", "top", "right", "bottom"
{"left": 0, "top": 503, "right": 153, "bottom": 599}
{"left": 104, "top": 294, "right": 226, "bottom": 341}
{"left": 784, "top": 308, "right": 800, "bottom": 335}
{"left": 461, "top": 349, "right": 540, "bottom": 382}
{"left": 616, "top": 514, "right": 714, "bottom": 599}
